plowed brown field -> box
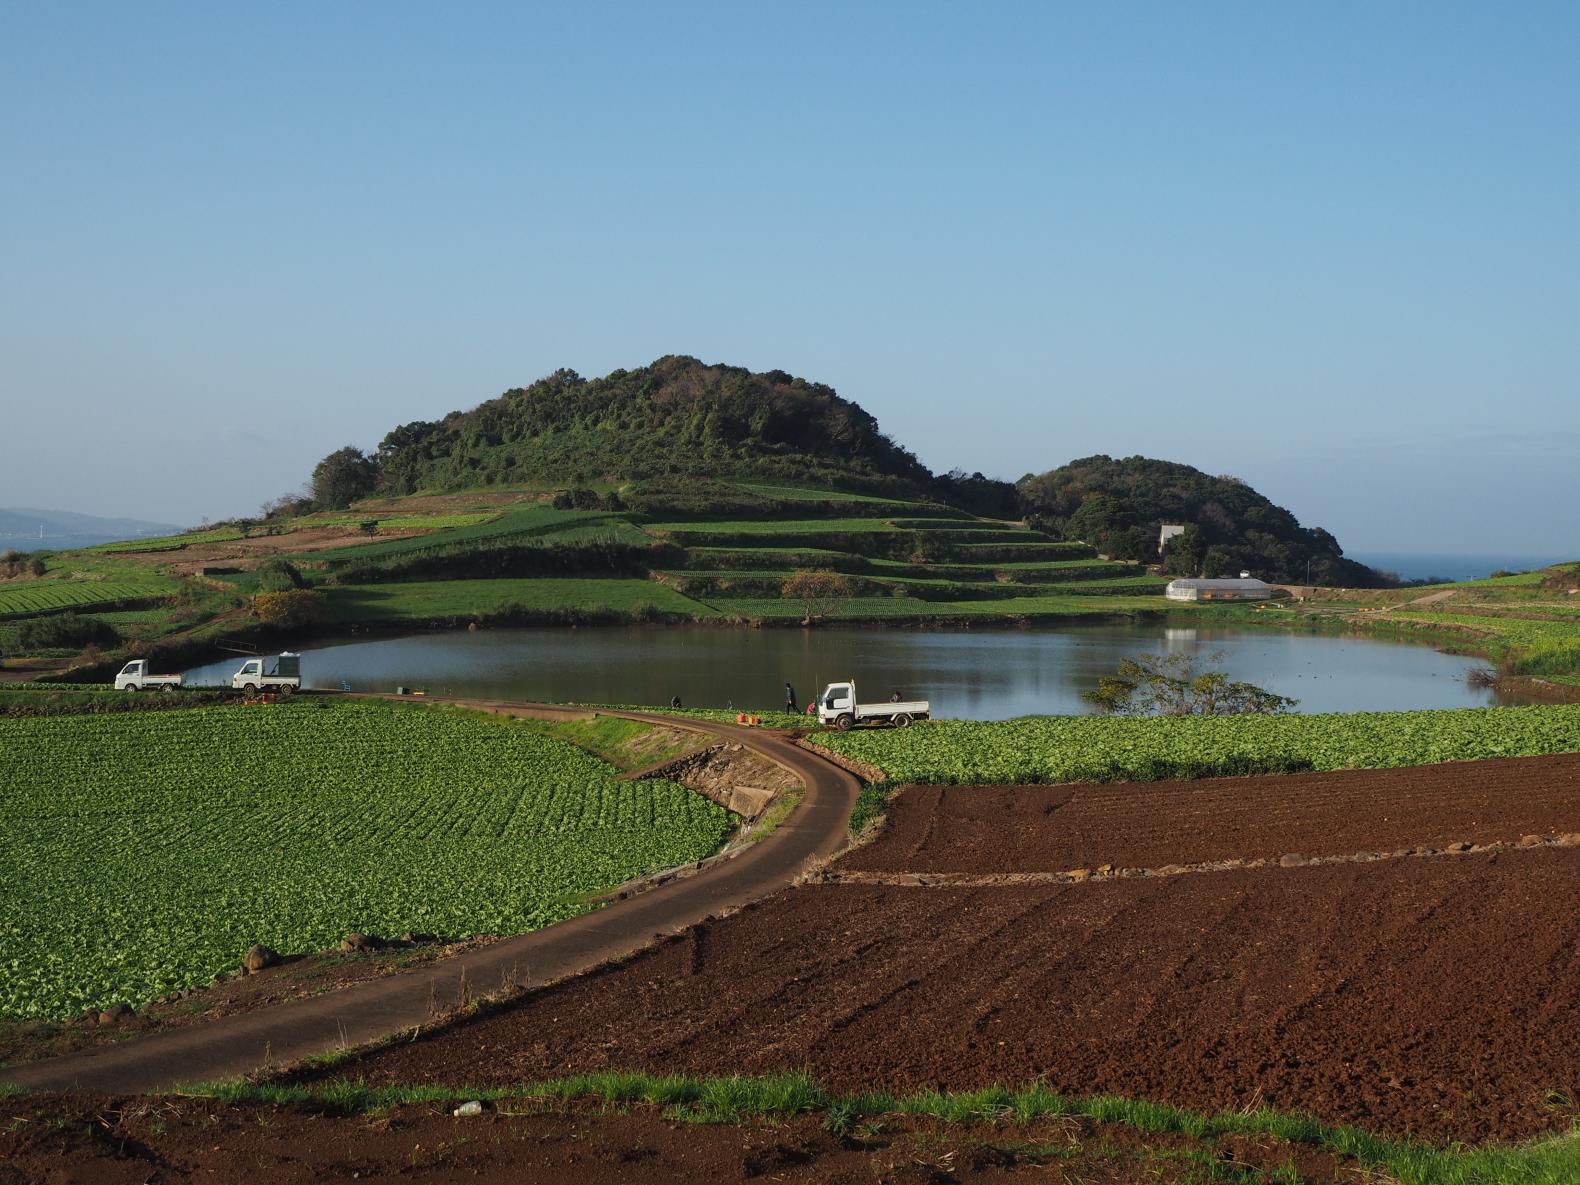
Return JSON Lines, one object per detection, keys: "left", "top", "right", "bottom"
{"left": 0, "top": 1095, "right": 1355, "bottom": 1185}
{"left": 313, "top": 757, "right": 1580, "bottom": 1146}
{"left": 844, "top": 753, "right": 1580, "bottom": 873}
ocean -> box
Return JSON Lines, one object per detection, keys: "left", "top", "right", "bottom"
{"left": 1350, "top": 552, "right": 1572, "bottom": 584}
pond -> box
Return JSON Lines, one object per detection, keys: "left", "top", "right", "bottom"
{"left": 181, "top": 623, "right": 1530, "bottom": 720}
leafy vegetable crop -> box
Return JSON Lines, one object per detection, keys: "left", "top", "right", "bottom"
{"left": 0, "top": 700, "right": 730, "bottom": 1019}
{"left": 0, "top": 580, "right": 172, "bottom": 619}
{"left": 813, "top": 705, "right": 1580, "bottom": 786}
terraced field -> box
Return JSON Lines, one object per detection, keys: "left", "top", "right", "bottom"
{"left": 0, "top": 578, "right": 173, "bottom": 618}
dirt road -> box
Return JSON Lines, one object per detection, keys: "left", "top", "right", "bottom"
{"left": 0, "top": 703, "right": 859, "bottom": 1094}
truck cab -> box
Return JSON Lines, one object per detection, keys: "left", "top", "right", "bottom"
{"left": 231, "top": 652, "right": 301, "bottom": 694}
{"left": 817, "top": 679, "right": 930, "bottom": 730}
{"left": 820, "top": 683, "right": 854, "bottom": 721}
{"left": 114, "top": 659, "right": 182, "bottom": 692}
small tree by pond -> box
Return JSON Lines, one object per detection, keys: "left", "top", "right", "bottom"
{"left": 782, "top": 569, "right": 853, "bottom": 625}
{"left": 1083, "top": 651, "right": 1297, "bottom": 716}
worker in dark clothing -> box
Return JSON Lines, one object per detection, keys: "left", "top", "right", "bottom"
{"left": 670, "top": 694, "right": 682, "bottom": 709}
{"left": 890, "top": 689, "right": 904, "bottom": 702}
{"left": 784, "top": 682, "right": 797, "bottom": 713}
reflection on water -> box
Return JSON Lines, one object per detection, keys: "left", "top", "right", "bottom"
{"left": 181, "top": 623, "right": 1529, "bottom": 721}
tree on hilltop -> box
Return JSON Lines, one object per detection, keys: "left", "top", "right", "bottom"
{"left": 311, "top": 446, "right": 379, "bottom": 510}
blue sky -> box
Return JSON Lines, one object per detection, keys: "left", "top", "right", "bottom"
{"left": 2, "top": 2, "right": 1575, "bottom": 553}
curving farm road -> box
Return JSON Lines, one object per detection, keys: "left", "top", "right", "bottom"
{"left": 0, "top": 702, "right": 861, "bottom": 1094}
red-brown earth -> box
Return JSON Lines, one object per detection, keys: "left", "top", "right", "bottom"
{"left": 842, "top": 754, "right": 1580, "bottom": 873}
{"left": 0, "top": 1094, "right": 1357, "bottom": 1185}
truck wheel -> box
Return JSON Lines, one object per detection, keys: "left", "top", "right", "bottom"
{"left": 892, "top": 713, "right": 912, "bottom": 728}
{"left": 835, "top": 713, "right": 855, "bottom": 732}
{"left": 123, "top": 683, "right": 139, "bottom": 693}
{"left": 160, "top": 683, "right": 176, "bottom": 694}
{"left": 242, "top": 682, "right": 258, "bottom": 696}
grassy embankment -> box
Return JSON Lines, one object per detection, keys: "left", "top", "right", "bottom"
{"left": 184, "top": 1071, "right": 1580, "bottom": 1184}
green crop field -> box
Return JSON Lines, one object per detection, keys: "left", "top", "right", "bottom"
{"left": 326, "top": 577, "right": 717, "bottom": 623}
{"left": 0, "top": 700, "right": 732, "bottom": 1019}
{"left": 0, "top": 579, "right": 173, "bottom": 619}
{"left": 812, "top": 704, "right": 1580, "bottom": 786}
{"left": 310, "top": 507, "right": 641, "bottom": 562}
{"left": 90, "top": 528, "right": 249, "bottom": 553}
{"left": 712, "top": 591, "right": 1164, "bottom": 620}
{"left": 645, "top": 518, "right": 912, "bottom": 536}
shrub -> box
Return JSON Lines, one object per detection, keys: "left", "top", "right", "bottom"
{"left": 254, "top": 589, "right": 328, "bottom": 627}
{"left": 14, "top": 613, "right": 121, "bottom": 651}
{"left": 552, "top": 488, "right": 604, "bottom": 511}
{"left": 255, "top": 558, "right": 305, "bottom": 593}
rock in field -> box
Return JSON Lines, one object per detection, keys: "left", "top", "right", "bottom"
{"left": 244, "top": 944, "right": 281, "bottom": 972}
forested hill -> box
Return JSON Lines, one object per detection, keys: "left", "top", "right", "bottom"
{"left": 1017, "top": 455, "right": 1386, "bottom": 587}
{"left": 368, "top": 356, "right": 933, "bottom": 496}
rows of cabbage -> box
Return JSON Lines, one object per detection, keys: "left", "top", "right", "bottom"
{"left": 812, "top": 704, "right": 1580, "bottom": 785}
{"left": 0, "top": 700, "right": 731, "bottom": 1019}
{"left": 0, "top": 579, "right": 174, "bottom": 619}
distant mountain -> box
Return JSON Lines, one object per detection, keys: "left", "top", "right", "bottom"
{"left": 1017, "top": 455, "right": 1388, "bottom": 587}
{"left": 0, "top": 508, "right": 183, "bottom": 552}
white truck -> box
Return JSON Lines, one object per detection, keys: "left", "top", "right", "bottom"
{"left": 817, "top": 679, "right": 930, "bottom": 730}
{"left": 231, "top": 652, "right": 302, "bottom": 694}
{"left": 114, "top": 659, "right": 183, "bottom": 692}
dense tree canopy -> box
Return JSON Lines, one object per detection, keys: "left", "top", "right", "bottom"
{"left": 310, "top": 446, "right": 379, "bottom": 509}
{"left": 1018, "top": 455, "right": 1386, "bottom": 587}
{"left": 369, "top": 356, "right": 933, "bottom": 495}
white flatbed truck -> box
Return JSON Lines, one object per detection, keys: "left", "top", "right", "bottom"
{"left": 817, "top": 679, "right": 930, "bottom": 730}
{"left": 114, "top": 659, "right": 183, "bottom": 692}
{"left": 231, "top": 652, "right": 302, "bottom": 695}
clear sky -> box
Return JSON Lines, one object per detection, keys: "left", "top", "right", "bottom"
{"left": 3, "top": 2, "right": 1575, "bottom": 553}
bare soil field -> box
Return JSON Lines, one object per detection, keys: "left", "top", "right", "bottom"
{"left": 844, "top": 754, "right": 1580, "bottom": 873}
{"left": 0, "top": 1094, "right": 1354, "bottom": 1185}
{"left": 326, "top": 764, "right": 1580, "bottom": 1145}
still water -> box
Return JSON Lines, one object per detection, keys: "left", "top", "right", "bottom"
{"left": 181, "top": 624, "right": 1528, "bottom": 720}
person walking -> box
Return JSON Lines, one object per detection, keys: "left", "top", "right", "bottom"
{"left": 784, "top": 681, "right": 797, "bottom": 713}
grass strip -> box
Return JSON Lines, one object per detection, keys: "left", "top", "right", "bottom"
{"left": 178, "top": 1071, "right": 1580, "bottom": 1183}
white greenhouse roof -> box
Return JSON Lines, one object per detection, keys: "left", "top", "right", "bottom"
{"left": 1166, "top": 578, "right": 1272, "bottom": 590}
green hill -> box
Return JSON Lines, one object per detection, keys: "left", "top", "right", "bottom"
{"left": 1018, "top": 455, "right": 1382, "bottom": 587}
{"left": 364, "top": 356, "right": 934, "bottom": 498}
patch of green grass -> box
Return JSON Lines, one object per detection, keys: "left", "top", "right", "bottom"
{"left": 513, "top": 714, "right": 701, "bottom": 772}
{"left": 179, "top": 1072, "right": 1580, "bottom": 1183}
{"left": 848, "top": 782, "right": 893, "bottom": 836}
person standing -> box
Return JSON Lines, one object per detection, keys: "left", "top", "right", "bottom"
{"left": 784, "top": 681, "right": 797, "bottom": 713}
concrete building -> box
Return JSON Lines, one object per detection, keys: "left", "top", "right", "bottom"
{"left": 1164, "top": 576, "right": 1274, "bottom": 602}
{"left": 1158, "top": 523, "right": 1187, "bottom": 554}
